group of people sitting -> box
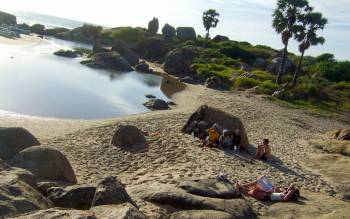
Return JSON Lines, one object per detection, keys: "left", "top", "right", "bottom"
{"left": 191, "top": 121, "right": 272, "bottom": 161}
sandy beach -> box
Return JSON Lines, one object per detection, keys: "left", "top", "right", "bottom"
{"left": 0, "top": 34, "right": 43, "bottom": 45}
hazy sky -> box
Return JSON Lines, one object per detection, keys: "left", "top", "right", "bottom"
{"left": 2, "top": 0, "right": 350, "bottom": 60}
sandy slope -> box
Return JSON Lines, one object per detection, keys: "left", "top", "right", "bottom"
{"left": 1, "top": 65, "right": 350, "bottom": 217}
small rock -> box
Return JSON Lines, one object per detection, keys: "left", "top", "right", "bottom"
{"left": 145, "top": 94, "right": 156, "bottom": 99}
{"left": 143, "top": 99, "right": 170, "bottom": 110}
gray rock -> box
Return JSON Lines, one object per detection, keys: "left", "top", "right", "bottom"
{"left": 37, "top": 182, "right": 59, "bottom": 196}
{"left": 176, "top": 27, "right": 196, "bottom": 41}
{"left": 170, "top": 210, "right": 235, "bottom": 219}
{"left": 10, "top": 146, "right": 77, "bottom": 184}
{"left": 91, "top": 203, "right": 146, "bottom": 219}
{"left": 182, "top": 105, "right": 249, "bottom": 149}
{"left": 145, "top": 94, "right": 156, "bottom": 99}
{"left": 266, "top": 57, "right": 296, "bottom": 74}
{"left": 253, "top": 58, "right": 267, "bottom": 69}
{"left": 143, "top": 99, "right": 170, "bottom": 110}
{"left": 0, "top": 11, "right": 17, "bottom": 25}
{"left": 162, "top": 23, "right": 176, "bottom": 40}
{"left": 92, "top": 176, "right": 136, "bottom": 207}
{"left": 240, "top": 64, "right": 252, "bottom": 72}
{"left": 111, "top": 40, "right": 139, "bottom": 66}
{"left": 179, "top": 76, "right": 195, "bottom": 84}
{"left": 46, "top": 185, "right": 96, "bottom": 210}
{"left": 164, "top": 46, "right": 198, "bottom": 75}
{"left": 212, "top": 35, "right": 230, "bottom": 43}
{"left": 82, "top": 51, "right": 133, "bottom": 72}
{"left": 0, "top": 167, "right": 52, "bottom": 218}
{"left": 111, "top": 125, "right": 146, "bottom": 148}
{"left": 53, "top": 50, "right": 78, "bottom": 58}
{"left": 205, "top": 76, "right": 222, "bottom": 90}
{"left": 135, "top": 61, "right": 152, "bottom": 73}
{"left": 134, "top": 37, "right": 171, "bottom": 61}
{"left": 167, "top": 101, "right": 176, "bottom": 106}
{"left": 178, "top": 178, "right": 241, "bottom": 199}
{"left": 0, "top": 127, "right": 40, "bottom": 160}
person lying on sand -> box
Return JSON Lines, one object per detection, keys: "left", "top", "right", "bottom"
{"left": 194, "top": 120, "right": 209, "bottom": 140}
{"left": 236, "top": 176, "right": 300, "bottom": 202}
{"left": 203, "top": 124, "right": 220, "bottom": 148}
{"left": 256, "top": 138, "right": 271, "bottom": 160}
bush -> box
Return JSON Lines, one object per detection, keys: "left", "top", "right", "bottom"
{"left": 220, "top": 45, "right": 257, "bottom": 64}
{"left": 194, "top": 63, "right": 232, "bottom": 79}
{"left": 334, "top": 81, "right": 350, "bottom": 90}
{"left": 234, "top": 77, "right": 260, "bottom": 89}
{"left": 256, "top": 80, "right": 279, "bottom": 95}
{"left": 252, "top": 70, "right": 275, "bottom": 81}
{"left": 315, "top": 53, "right": 335, "bottom": 63}
{"left": 30, "top": 24, "right": 45, "bottom": 34}
{"left": 107, "top": 27, "right": 144, "bottom": 44}
{"left": 310, "top": 61, "right": 350, "bottom": 82}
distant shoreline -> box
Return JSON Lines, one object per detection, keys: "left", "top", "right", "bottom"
{"left": 0, "top": 34, "right": 42, "bottom": 45}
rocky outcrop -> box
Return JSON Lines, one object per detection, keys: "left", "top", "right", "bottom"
{"left": 111, "top": 40, "right": 139, "bottom": 66}
{"left": 0, "top": 167, "right": 52, "bottom": 218}
{"left": 10, "top": 146, "right": 77, "bottom": 184}
{"left": 143, "top": 99, "right": 170, "bottom": 110}
{"left": 0, "top": 11, "right": 17, "bottom": 25}
{"left": 253, "top": 58, "right": 267, "bottom": 70}
{"left": 162, "top": 23, "right": 176, "bottom": 40}
{"left": 163, "top": 46, "right": 198, "bottom": 75}
{"left": 205, "top": 76, "right": 222, "bottom": 90}
{"left": 53, "top": 50, "right": 78, "bottom": 58}
{"left": 135, "top": 61, "right": 153, "bottom": 73}
{"left": 182, "top": 105, "right": 249, "bottom": 149}
{"left": 176, "top": 27, "right": 196, "bottom": 41}
{"left": 170, "top": 210, "right": 235, "bottom": 219}
{"left": 147, "top": 17, "right": 159, "bottom": 37}
{"left": 330, "top": 129, "right": 350, "bottom": 141}
{"left": 212, "top": 35, "right": 230, "bottom": 43}
{"left": 178, "top": 178, "right": 241, "bottom": 199}
{"left": 11, "top": 204, "right": 147, "bottom": 219}
{"left": 266, "top": 57, "right": 296, "bottom": 74}
{"left": 82, "top": 51, "right": 133, "bottom": 72}
{"left": 0, "top": 127, "right": 40, "bottom": 160}
{"left": 45, "top": 185, "right": 96, "bottom": 210}
{"left": 92, "top": 176, "right": 136, "bottom": 207}
{"left": 111, "top": 125, "right": 146, "bottom": 148}
{"left": 134, "top": 37, "right": 172, "bottom": 62}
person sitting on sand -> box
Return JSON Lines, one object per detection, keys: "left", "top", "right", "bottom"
{"left": 236, "top": 176, "right": 300, "bottom": 202}
{"left": 256, "top": 139, "right": 271, "bottom": 160}
{"left": 232, "top": 129, "right": 245, "bottom": 151}
{"left": 194, "top": 120, "right": 210, "bottom": 140}
{"left": 203, "top": 124, "right": 220, "bottom": 148}
{"left": 219, "top": 129, "right": 234, "bottom": 149}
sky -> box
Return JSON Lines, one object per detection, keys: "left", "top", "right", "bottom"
{"left": 2, "top": 0, "right": 350, "bottom": 60}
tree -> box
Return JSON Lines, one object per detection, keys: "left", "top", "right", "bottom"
{"left": 80, "top": 24, "right": 103, "bottom": 43}
{"left": 272, "top": 0, "right": 311, "bottom": 84}
{"left": 148, "top": 17, "right": 159, "bottom": 37}
{"left": 202, "top": 9, "right": 220, "bottom": 40}
{"left": 292, "top": 11, "right": 327, "bottom": 86}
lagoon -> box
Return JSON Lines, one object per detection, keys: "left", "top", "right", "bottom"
{"left": 0, "top": 37, "right": 174, "bottom": 120}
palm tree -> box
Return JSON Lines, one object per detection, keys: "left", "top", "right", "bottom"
{"left": 292, "top": 12, "right": 328, "bottom": 87}
{"left": 272, "top": 0, "right": 311, "bottom": 84}
{"left": 202, "top": 9, "right": 220, "bottom": 40}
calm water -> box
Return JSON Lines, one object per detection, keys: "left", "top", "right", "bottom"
{"left": 0, "top": 38, "right": 174, "bottom": 119}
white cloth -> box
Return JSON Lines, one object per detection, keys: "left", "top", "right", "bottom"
{"left": 270, "top": 193, "right": 284, "bottom": 201}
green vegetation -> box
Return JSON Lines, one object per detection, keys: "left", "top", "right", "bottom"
{"left": 194, "top": 63, "right": 232, "bottom": 80}
{"left": 101, "top": 27, "right": 145, "bottom": 44}
{"left": 234, "top": 77, "right": 260, "bottom": 89}
{"left": 30, "top": 24, "right": 45, "bottom": 35}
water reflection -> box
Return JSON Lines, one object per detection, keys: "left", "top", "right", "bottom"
{"left": 0, "top": 37, "right": 180, "bottom": 120}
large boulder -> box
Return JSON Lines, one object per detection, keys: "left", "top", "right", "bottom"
{"left": 111, "top": 125, "right": 146, "bottom": 148}
{"left": 212, "top": 35, "right": 230, "bottom": 43}
{"left": 178, "top": 178, "right": 241, "bottom": 199}
{"left": 0, "top": 11, "right": 17, "bottom": 25}
{"left": 11, "top": 204, "right": 147, "bottom": 219}
{"left": 133, "top": 37, "right": 172, "bottom": 62}
{"left": 46, "top": 185, "right": 96, "bottom": 210}
{"left": 135, "top": 61, "right": 152, "bottom": 73}
{"left": 10, "top": 146, "right": 77, "bottom": 184}
{"left": 82, "top": 51, "right": 133, "bottom": 72}
{"left": 182, "top": 105, "right": 249, "bottom": 149}
{"left": 253, "top": 58, "right": 267, "bottom": 70}
{"left": 130, "top": 183, "right": 256, "bottom": 219}
{"left": 163, "top": 46, "right": 198, "bottom": 75}
{"left": 111, "top": 40, "right": 139, "bottom": 66}
{"left": 92, "top": 176, "right": 136, "bottom": 207}
{"left": 205, "top": 76, "right": 223, "bottom": 90}
{"left": 147, "top": 17, "right": 159, "bottom": 37}
{"left": 266, "top": 57, "right": 296, "bottom": 74}
{"left": 176, "top": 27, "right": 196, "bottom": 41}
{"left": 53, "top": 50, "right": 78, "bottom": 58}
{"left": 170, "top": 210, "right": 235, "bottom": 219}
{"left": 162, "top": 23, "right": 176, "bottom": 40}
{"left": 0, "top": 167, "right": 52, "bottom": 218}
{"left": 0, "top": 127, "right": 40, "bottom": 160}
{"left": 143, "top": 99, "right": 169, "bottom": 110}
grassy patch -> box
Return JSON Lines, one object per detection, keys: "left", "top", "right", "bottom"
{"left": 234, "top": 77, "right": 260, "bottom": 89}
{"left": 194, "top": 63, "right": 233, "bottom": 80}
{"left": 255, "top": 80, "right": 279, "bottom": 95}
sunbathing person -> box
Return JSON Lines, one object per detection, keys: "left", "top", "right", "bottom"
{"left": 236, "top": 176, "right": 300, "bottom": 202}
{"left": 203, "top": 124, "right": 220, "bottom": 148}
{"left": 194, "top": 120, "right": 209, "bottom": 140}
{"left": 256, "top": 139, "right": 271, "bottom": 160}
{"left": 219, "top": 129, "right": 234, "bottom": 149}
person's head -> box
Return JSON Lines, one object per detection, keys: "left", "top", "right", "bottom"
{"left": 234, "top": 129, "right": 240, "bottom": 135}
{"left": 263, "top": 139, "right": 269, "bottom": 145}
{"left": 223, "top": 129, "right": 230, "bottom": 137}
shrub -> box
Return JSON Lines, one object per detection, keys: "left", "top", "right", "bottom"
{"left": 30, "top": 24, "right": 45, "bottom": 34}
{"left": 162, "top": 23, "right": 176, "bottom": 39}
{"left": 109, "top": 27, "right": 145, "bottom": 44}
{"left": 315, "top": 53, "right": 335, "bottom": 63}
{"left": 220, "top": 45, "right": 257, "bottom": 64}
{"left": 256, "top": 80, "right": 279, "bottom": 94}
{"left": 234, "top": 77, "right": 260, "bottom": 89}
{"left": 194, "top": 63, "right": 232, "bottom": 79}
{"left": 310, "top": 61, "right": 350, "bottom": 82}
{"left": 252, "top": 70, "right": 275, "bottom": 81}
{"left": 334, "top": 81, "right": 350, "bottom": 90}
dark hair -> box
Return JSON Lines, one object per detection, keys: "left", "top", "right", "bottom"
{"left": 290, "top": 189, "right": 300, "bottom": 201}
{"left": 263, "top": 139, "right": 269, "bottom": 144}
